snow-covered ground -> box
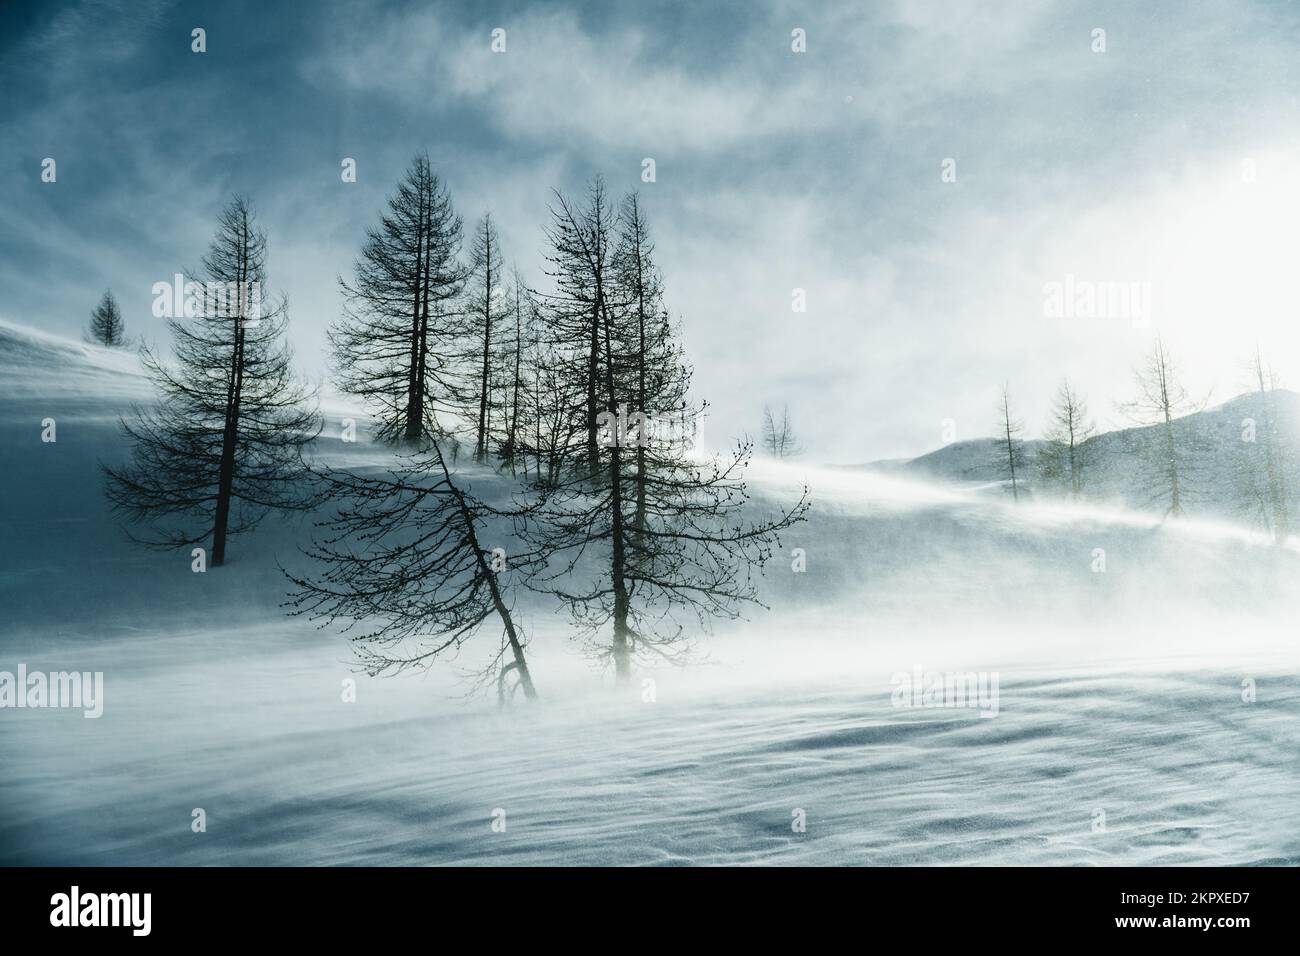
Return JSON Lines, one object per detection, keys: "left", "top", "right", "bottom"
{"left": 2, "top": 318, "right": 1298, "bottom": 865}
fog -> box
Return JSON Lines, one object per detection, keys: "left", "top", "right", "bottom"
{"left": 2, "top": 321, "right": 1298, "bottom": 865}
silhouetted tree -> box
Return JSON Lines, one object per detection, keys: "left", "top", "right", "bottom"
{"left": 330, "top": 154, "right": 466, "bottom": 444}
{"left": 1038, "top": 378, "right": 1096, "bottom": 498}
{"left": 761, "top": 404, "right": 801, "bottom": 458}
{"left": 613, "top": 192, "right": 695, "bottom": 533}
{"left": 1121, "top": 338, "right": 1204, "bottom": 517}
{"left": 104, "top": 196, "right": 320, "bottom": 566}
{"left": 538, "top": 177, "right": 619, "bottom": 477}
{"left": 87, "top": 290, "right": 125, "bottom": 347}
{"left": 993, "top": 383, "right": 1028, "bottom": 501}
{"left": 496, "top": 265, "right": 532, "bottom": 475}
{"left": 523, "top": 190, "right": 809, "bottom": 679}
{"left": 464, "top": 214, "right": 506, "bottom": 462}
{"left": 1235, "top": 347, "right": 1291, "bottom": 542}
{"left": 285, "top": 440, "right": 539, "bottom": 700}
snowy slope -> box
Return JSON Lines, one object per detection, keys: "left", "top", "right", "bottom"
{"left": 849, "top": 390, "right": 1300, "bottom": 521}
{"left": 2, "top": 319, "right": 1299, "bottom": 866}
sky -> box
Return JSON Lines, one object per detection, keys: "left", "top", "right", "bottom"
{"left": 2, "top": 0, "right": 1300, "bottom": 462}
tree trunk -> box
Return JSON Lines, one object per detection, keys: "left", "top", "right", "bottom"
{"left": 609, "top": 439, "right": 632, "bottom": 682}
{"left": 598, "top": 286, "right": 632, "bottom": 681}
{"left": 441, "top": 450, "right": 539, "bottom": 701}
{"left": 211, "top": 327, "right": 243, "bottom": 566}
{"left": 212, "top": 222, "right": 251, "bottom": 566}
{"left": 507, "top": 288, "right": 522, "bottom": 477}
{"left": 476, "top": 285, "right": 492, "bottom": 462}
{"left": 1004, "top": 426, "right": 1019, "bottom": 501}
{"left": 1164, "top": 417, "right": 1182, "bottom": 516}
{"left": 488, "top": 576, "right": 538, "bottom": 700}
{"left": 633, "top": 242, "right": 648, "bottom": 534}
{"left": 586, "top": 303, "right": 600, "bottom": 474}
{"left": 403, "top": 192, "right": 427, "bottom": 444}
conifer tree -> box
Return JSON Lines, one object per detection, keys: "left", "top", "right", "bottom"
{"left": 87, "top": 290, "right": 125, "bottom": 347}
{"left": 330, "top": 154, "right": 466, "bottom": 444}
{"left": 105, "top": 196, "right": 319, "bottom": 565}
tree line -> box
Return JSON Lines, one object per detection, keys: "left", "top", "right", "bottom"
{"left": 993, "top": 338, "right": 1293, "bottom": 541}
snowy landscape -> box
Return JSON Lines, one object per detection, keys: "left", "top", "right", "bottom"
{"left": 3, "top": 320, "right": 1298, "bottom": 866}
{"left": 3, "top": 0, "right": 1300, "bottom": 873}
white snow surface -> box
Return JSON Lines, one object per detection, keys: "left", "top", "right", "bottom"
{"left": 1, "top": 317, "right": 1298, "bottom": 865}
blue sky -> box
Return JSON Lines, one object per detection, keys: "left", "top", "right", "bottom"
{"left": 3, "top": 0, "right": 1300, "bottom": 461}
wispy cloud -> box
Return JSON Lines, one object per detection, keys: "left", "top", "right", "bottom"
{"left": 3, "top": 0, "right": 1300, "bottom": 462}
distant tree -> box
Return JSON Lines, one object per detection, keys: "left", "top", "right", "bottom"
{"left": 1121, "top": 338, "right": 1204, "bottom": 517}
{"left": 1235, "top": 347, "right": 1291, "bottom": 542}
{"left": 87, "top": 290, "right": 125, "bottom": 347}
{"left": 104, "top": 196, "right": 320, "bottom": 566}
{"left": 994, "top": 383, "right": 1027, "bottom": 501}
{"left": 330, "top": 154, "right": 466, "bottom": 445}
{"left": 1038, "top": 378, "right": 1096, "bottom": 498}
{"left": 285, "top": 440, "right": 539, "bottom": 701}
{"left": 761, "top": 404, "right": 801, "bottom": 458}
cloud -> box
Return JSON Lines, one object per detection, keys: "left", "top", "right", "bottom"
{"left": 304, "top": 3, "right": 832, "bottom": 153}
{"left": 5, "top": 0, "right": 1300, "bottom": 464}
{"left": 5, "top": 0, "right": 171, "bottom": 84}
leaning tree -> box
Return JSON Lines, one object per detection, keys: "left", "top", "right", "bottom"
{"left": 284, "top": 440, "right": 541, "bottom": 700}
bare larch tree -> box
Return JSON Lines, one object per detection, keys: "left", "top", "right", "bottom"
{"left": 87, "top": 290, "right": 125, "bottom": 347}
{"left": 497, "top": 264, "right": 531, "bottom": 475}
{"left": 330, "top": 154, "right": 466, "bottom": 445}
{"left": 1236, "top": 346, "right": 1291, "bottom": 542}
{"left": 1038, "top": 378, "right": 1096, "bottom": 498}
{"left": 523, "top": 189, "right": 809, "bottom": 680}
{"left": 104, "top": 196, "right": 320, "bottom": 566}
{"left": 464, "top": 213, "right": 506, "bottom": 462}
{"left": 994, "top": 383, "right": 1028, "bottom": 501}
{"left": 538, "top": 177, "right": 620, "bottom": 477}
{"left": 284, "top": 440, "right": 539, "bottom": 700}
{"left": 1121, "top": 337, "right": 1204, "bottom": 517}
{"left": 761, "top": 404, "right": 801, "bottom": 458}
{"left": 613, "top": 192, "right": 694, "bottom": 535}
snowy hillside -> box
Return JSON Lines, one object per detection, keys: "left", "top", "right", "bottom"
{"left": 849, "top": 390, "right": 1300, "bottom": 522}
{"left": 0, "top": 320, "right": 153, "bottom": 407}
{"left": 2, "top": 319, "right": 1299, "bottom": 866}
